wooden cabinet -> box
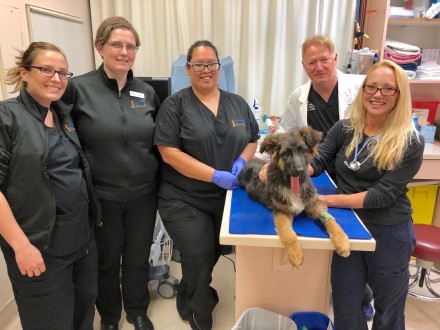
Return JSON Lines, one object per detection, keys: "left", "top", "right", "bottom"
{"left": 364, "top": 0, "right": 440, "bottom": 112}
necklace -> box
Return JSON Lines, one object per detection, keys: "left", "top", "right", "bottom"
{"left": 345, "top": 132, "right": 380, "bottom": 171}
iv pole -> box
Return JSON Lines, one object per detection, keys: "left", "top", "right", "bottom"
{"left": 345, "top": 22, "right": 370, "bottom": 74}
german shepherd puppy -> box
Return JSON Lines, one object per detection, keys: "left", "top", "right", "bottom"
{"left": 238, "top": 126, "right": 350, "bottom": 267}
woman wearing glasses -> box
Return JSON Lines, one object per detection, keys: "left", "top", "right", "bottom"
{"left": 0, "top": 42, "right": 100, "bottom": 329}
{"left": 154, "top": 40, "right": 259, "bottom": 330}
{"left": 62, "top": 17, "right": 160, "bottom": 330}
{"left": 310, "top": 60, "right": 424, "bottom": 330}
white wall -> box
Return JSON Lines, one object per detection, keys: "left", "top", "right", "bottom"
{"left": 0, "top": 0, "right": 94, "bottom": 315}
{"left": 0, "top": 0, "right": 94, "bottom": 100}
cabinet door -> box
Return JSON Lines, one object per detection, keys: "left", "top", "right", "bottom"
{"left": 363, "top": 0, "right": 390, "bottom": 60}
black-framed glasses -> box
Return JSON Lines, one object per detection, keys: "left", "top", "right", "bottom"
{"left": 26, "top": 66, "right": 73, "bottom": 80}
{"left": 363, "top": 84, "right": 399, "bottom": 96}
{"left": 106, "top": 41, "right": 138, "bottom": 53}
{"left": 187, "top": 62, "right": 221, "bottom": 72}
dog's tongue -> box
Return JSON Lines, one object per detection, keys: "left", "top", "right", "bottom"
{"left": 291, "top": 176, "right": 300, "bottom": 195}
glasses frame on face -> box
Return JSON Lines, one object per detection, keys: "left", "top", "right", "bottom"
{"left": 106, "top": 41, "right": 138, "bottom": 53}
{"left": 363, "top": 84, "right": 399, "bottom": 96}
{"left": 26, "top": 65, "right": 73, "bottom": 80}
{"left": 187, "top": 62, "right": 221, "bottom": 72}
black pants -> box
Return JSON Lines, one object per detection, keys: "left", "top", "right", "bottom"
{"left": 362, "top": 283, "right": 373, "bottom": 306}
{"left": 95, "top": 193, "right": 157, "bottom": 324}
{"left": 1, "top": 238, "right": 97, "bottom": 330}
{"left": 158, "top": 196, "right": 225, "bottom": 323}
{"left": 331, "top": 220, "right": 415, "bottom": 330}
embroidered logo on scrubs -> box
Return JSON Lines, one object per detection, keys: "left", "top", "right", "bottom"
{"left": 231, "top": 119, "right": 246, "bottom": 127}
{"left": 130, "top": 99, "right": 147, "bottom": 108}
{"left": 64, "top": 121, "right": 75, "bottom": 131}
{"left": 307, "top": 102, "right": 316, "bottom": 112}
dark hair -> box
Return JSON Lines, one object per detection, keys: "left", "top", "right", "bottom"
{"left": 4, "top": 41, "right": 67, "bottom": 92}
{"left": 95, "top": 16, "right": 141, "bottom": 47}
{"left": 186, "top": 40, "right": 220, "bottom": 67}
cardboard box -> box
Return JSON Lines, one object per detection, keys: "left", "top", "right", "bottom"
{"left": 412, "top": 100, "right": 440, "bottom": 125}
{"left": 413, "top": 108, "right": 429, "bottom": 126}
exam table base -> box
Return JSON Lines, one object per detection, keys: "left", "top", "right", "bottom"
{"left": 235, "top": 246, "right": 332, "bottom": 320}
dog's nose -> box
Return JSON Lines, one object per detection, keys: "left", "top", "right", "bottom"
{"left": 291, "top": 155, "right": 305, "bottom": 173}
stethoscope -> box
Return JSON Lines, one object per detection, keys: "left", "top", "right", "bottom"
{"left": 344, "top": 132, "right": 380, "bottom": 171}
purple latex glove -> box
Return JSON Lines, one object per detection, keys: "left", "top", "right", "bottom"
{"left": 231, "top": 157, "right": 246, "bottom": 177}
{"left": 211, "top": 170, "right": 240, "bottom": 190}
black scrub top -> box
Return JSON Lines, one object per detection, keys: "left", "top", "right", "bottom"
{"left": 154, "top": 88, "right": 259, "bottom": 206}
{"left": 307, "top": 84, "right": 339, "bottom": 180}
{"left": 307, "top": 84, "right": 339, "bottom": 135}
{"left": 44, "top": 112, "right": 91, "bottom": 256}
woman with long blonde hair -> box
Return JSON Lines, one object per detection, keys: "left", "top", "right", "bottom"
{"left": 310, "top": 60, "right": 424, "bottom": 330}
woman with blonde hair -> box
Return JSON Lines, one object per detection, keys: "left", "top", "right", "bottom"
{"left": 309, "top": 60, "right": 424, "bottom": 330}
{"left": 0, "top": 41, "right": 100, "bottom": 329}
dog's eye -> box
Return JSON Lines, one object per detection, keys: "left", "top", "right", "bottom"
{"left": 281, "top": 150, "right": 292, "bottom": 159}
{"left": 299, "top": 147, "right": 308, "bottom": 155}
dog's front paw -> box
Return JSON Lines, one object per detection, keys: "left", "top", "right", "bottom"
{"left": 333, "top": 232, "right": 351, "bottom": 258}
{"left": 273, "top": 211, "right": 304, "bottom": 267}
{"left": 325, "top": 220, "right": 351, "bottom": 258}
{"left": 286, "top": 242, "right": 304, "bottom": 267}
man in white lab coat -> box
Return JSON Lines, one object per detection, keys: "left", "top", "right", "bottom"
{"left": 280, "top": 35, "right": 365, "bottom": 134}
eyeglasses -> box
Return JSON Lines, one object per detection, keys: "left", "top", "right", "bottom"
{"left": 106, "top": 41, "right": 138, "bottom": 53}
{"left": 187, "top": 62, "right": 221, "bottom": 72}
{"left": 363, "top": 85, "right": 399, "bottom": 96}
{"left": 26, "top": 66, "right": 73, "bottom": 80}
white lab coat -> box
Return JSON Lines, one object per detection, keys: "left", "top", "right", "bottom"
{"left": 279, "top": 70, "right": 365, "bottom": 132}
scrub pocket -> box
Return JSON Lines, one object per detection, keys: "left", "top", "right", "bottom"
{"left": 1, "top": 246, "right": 66, "bottom": 329}
{"left": 14, "top": 288, "right": 69, "bottom": 330}
{"left": 46, "top": 201, "right": 89, "bottom": 256}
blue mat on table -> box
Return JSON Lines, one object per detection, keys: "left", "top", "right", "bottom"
{"left": 229, "top": 173, "right": 372, "bottom": 239}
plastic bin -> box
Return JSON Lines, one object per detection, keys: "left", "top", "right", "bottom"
{"left": 289, "top": 312, "right": 335, "bottom": 330}
{"left": 412, "top": 99, "right": 440, "bottom": 126}
{"left": 232, "top": 308, "right": 336, "bottom": 330}
{"left": 420, "top": 125, "right": 437, "bottom": 143}
{"left": 232, "top": 308, "right": 298, "bottom": 330}
{"left": 407, "top": 185, "right": 439, "bottom": 225}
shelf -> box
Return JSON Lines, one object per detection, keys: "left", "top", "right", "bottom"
{"left": 410, "top": 80, "right": 440, "bottom": 84}
{"left": 388, "top": 18, "right": 440, "bottom": 27}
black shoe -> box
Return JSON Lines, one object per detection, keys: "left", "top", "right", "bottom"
{"left": 100, "top": 322, "right": 118, "bottom": 330}
{"left": 189, "top": 313, "right": 213, "bottom": 330}
{"left": 126, "top": 315, "right": 154, "bottom": 330}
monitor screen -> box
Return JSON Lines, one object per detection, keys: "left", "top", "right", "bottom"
{"left": 136, "top": 77, "right": 171, "bottom": 104}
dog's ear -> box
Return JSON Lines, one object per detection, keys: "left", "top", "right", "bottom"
{"left": 299, "top": 126, "right": 323, "bottom": 154}
{"left": 260, "top": 133, "right": 286, "bottom": 156}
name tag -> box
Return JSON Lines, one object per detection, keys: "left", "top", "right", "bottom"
{"left": 130, "top": 91, "right": 145, "bottom": 98}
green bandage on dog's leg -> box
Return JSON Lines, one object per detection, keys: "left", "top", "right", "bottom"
{"left": 318, "top": 210, "right": 335, "bottom": 224}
